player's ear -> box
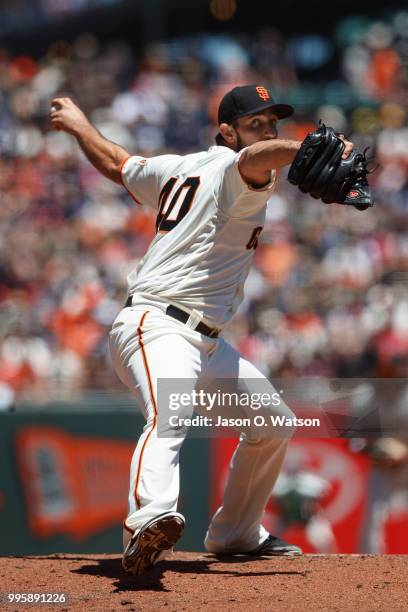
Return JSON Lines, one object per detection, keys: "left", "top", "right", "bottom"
{"left": 219, "top": 123, "right": 237, "bottom": 147}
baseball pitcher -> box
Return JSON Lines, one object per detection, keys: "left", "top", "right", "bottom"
{"left": 50, "top": 84, "right": 369, "bottom": 574}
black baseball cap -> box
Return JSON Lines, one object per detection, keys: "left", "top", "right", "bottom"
{"left": 218, "top": 84, "right": 294, "bottom": 125}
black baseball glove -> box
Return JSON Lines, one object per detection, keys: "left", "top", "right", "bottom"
{"left": 287, "top": 122, "right": 374, "bottom": 211}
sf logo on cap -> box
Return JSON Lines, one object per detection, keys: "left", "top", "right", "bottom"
{"left": 256, "top": 86, "right": 270, "bottom": 101}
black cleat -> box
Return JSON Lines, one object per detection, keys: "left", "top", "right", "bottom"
{"left": 122, "top": 511, "right": 185, "bottom": 575}
{"left": 246, "top": 534, "right": 303, "bottom": 557}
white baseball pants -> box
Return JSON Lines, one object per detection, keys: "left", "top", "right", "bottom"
{"left": 109, "top": 301, "right": 295, "bottom": 554}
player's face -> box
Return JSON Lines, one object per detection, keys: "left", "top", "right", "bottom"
{"left": 233, "top": 108, "right": 279, "bottom": 150}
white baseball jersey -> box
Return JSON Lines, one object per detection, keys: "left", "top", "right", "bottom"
{"left": 121, "top": 145, "right": 276, "bottom": 328}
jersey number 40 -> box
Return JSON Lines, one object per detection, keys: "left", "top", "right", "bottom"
{"left": 156, "top": 176, "right": 200, "bottom": 232}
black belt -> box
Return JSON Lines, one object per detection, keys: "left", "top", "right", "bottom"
{"left": 124, "top": 296, "right": 219, "bottom": 338}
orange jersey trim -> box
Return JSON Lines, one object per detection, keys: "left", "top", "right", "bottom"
{"left": 120, "top": 155, "right": 143, "bottom": 206}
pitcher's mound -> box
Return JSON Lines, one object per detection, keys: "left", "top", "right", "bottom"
{"left": 1, "top": 553, "right": 406, "bottom": 611}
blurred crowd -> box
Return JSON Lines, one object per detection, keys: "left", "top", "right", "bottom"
{"left": 1, "top": 10, "right": 408, "bottom": 408}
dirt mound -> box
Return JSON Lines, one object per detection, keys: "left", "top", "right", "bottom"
{"left": 0, "top": 553, "right": 406, "bottom": 611}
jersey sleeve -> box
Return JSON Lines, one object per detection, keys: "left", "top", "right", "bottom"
{"left": 215, "top": 148, "right": 276, "bottom": 216}
{"left": 120, "top": 154, "right": 181, "bottom": 209}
